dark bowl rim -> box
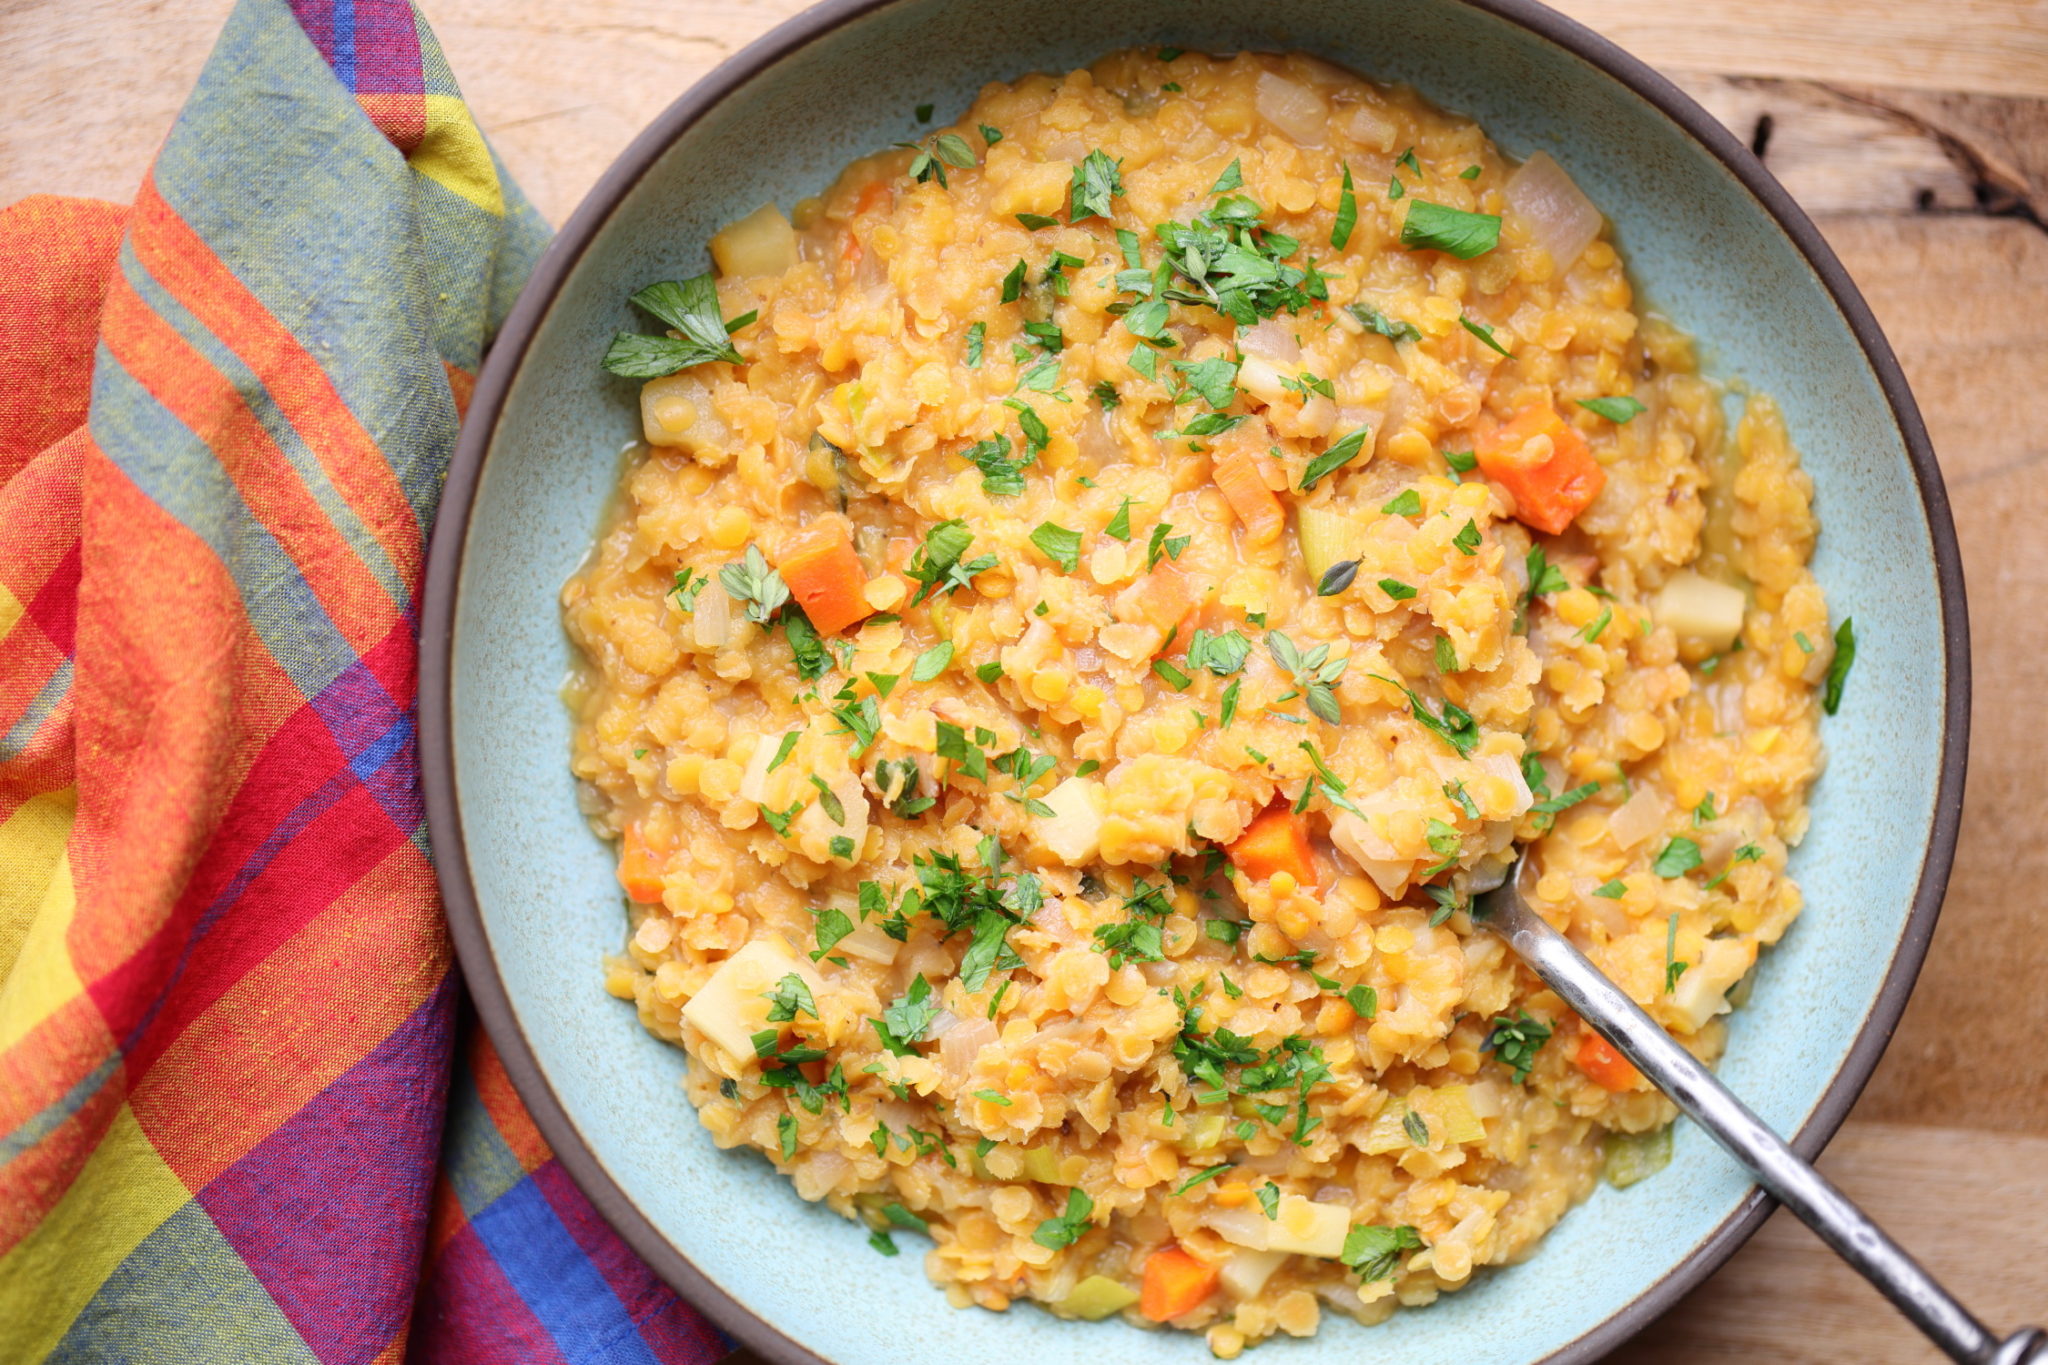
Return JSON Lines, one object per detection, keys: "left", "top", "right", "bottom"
{"left": 417, "top": 0, "right": 1970, "bottom": 1361}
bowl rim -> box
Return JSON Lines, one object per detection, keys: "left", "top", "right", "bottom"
{"left": 417, "top": 1, "right": 1970, "bottom": 1360}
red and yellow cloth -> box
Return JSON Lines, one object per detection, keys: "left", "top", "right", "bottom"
{"left": 0, "top": 1, "right": 727, "bottom": 1358}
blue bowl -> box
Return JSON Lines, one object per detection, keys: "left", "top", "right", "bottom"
{"left": 419, "top": 1, "right": 1967, "bottom": 1361}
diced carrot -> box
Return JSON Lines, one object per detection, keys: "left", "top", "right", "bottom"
{"left": 1139, "top": 1244, "right": 1219, "bottom": 1322}
{"left": 1132, "top": 563, "right": 1199, "bottom": 640}
{"left": 1575, "top": 1029, "right": 1644, "bottom": 1092}
{"left": 1213, "top": 445, "right": 1285, "bottom": 544}
{"left": 854, "top": 179, "right": 891, "bottom": 215}
{"left": 1227, "top": 801, "right": 1317, "bottom": 887}
{"left": 776, "top": 524, "right": 873, "bottom": 635}
{"left": 618, "top": 823, "right": 667, "bottom": 904}
{"left": 1475, "top": 403, "right": 1606, "bottom": 536}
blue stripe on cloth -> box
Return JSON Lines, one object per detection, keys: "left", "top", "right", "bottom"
{"left": 0, "top": 1051, "right": 119, "bottom": 1166}
{"left": 113, "top": 235, "right": 415, "bottom": 616}
{"left": 0, "top": 656, "right": 71, "bottom": 763}
{"left": 333, "top": 0, "right": 357, "bottom": 90}
{"left": 47, "top": 1200, "right": 320, "bottom": 1365}
{"left": 469, "top": 1176, "right": 666, "bottom": 1365}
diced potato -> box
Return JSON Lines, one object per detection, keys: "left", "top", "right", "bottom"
{"left": 1056, "top": 1275, "right": 1140, "bottom": 1320}
{"left": 1237, "top": 354, "right": 1290, "bottom": 406}
{"left": 1670, "top": 937, "right": 1759, "bottom": 1031}
{"left": 1262, "top": 1194, "right": 1349, "bottom": 1258}
{"left": 1654, "top": 570, "right": 1747, "bottom": 655}
{"left": 709, "top": 203, "right": 798, "bottom": 278}
{"left": 795, "top": 769, "right": 869, "bottom": 865}
{"left": 641, "top": 370, "right": 733, "bottom": 456}
{"left": 1220, "top": 1248, "right": 1291, "bottom": 1299}
{"left": 1363, "top": 1088, "right": 1483, "bottom": 1153}
{"left": 1208, "top": 1194, "right": 1346, "bottom": 1258}
{"left": 1037, "top": 776, "right": 1105, "bottom": 865}
{"left": 1296, "top": 506, "right": 1364, "bottom": 582}
{"left": 832, "top": 914, "right": 902, "bottom": 965}
{"left": 681, "top": 938, "right": 823, "bottom": 1062}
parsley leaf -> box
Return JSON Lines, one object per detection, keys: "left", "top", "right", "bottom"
{"left": 1031, "top": 1187, "right": 1095, "bottom": 1249}
{"left": 1653, "top": 836, "right": 1703, "bottom": 878}
{"left": 1579, "top": 395, "right": 1646, "bottom": 422}
{"left": 1030, "top": 522, "right": 1083, "bottom": 572}
{"left": 1382, "top": 489, "right": 1422, "bottom": 517}
{"left": 1332, "top": 165, "right": 1358, "bottom": 248}
{"left": 871, "top": 974, "right": 940, "bottom": 1056}
{"left": 601, "top": 274, "right": 747, "bottom": 377}
{"left": 960, "top": 432, "right": 1028, "bottom": 497}
{"left": 1069, "top": 149, "right": 1125, "bottom": 222}
{"left": 1823, "top": 618, "right": 1855, "bottom": 715}
{"left": 1400, "top": 201, "right": 1502, "bottom": 259}
{"left": 1301, "top": 425, "right": 1371, "bottom": 491}
{"left": 1347, "top": 302, "right": 1422, "bottom": 343}
{"left": 1371, "top": 674, "right": 1479, "bottom": 756}
{"left": 1460, "top": 315, "right": 1513, "bottom": 358}
{"left": 1343, "top": 1224, "right": 1423, "bottom": 1282}
{"left": 911, "top": 641, "right": 954, "bottom": 681}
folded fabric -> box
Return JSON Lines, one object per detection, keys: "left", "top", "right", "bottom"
{"left": 0, "top": 1, "right": 728, "bottom": 1359}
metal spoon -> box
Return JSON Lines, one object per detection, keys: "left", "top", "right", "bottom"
{"left": 1474, "top": 859, "right": 2044, "bottom": 1364}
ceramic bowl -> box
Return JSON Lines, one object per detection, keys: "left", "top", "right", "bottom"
{"left": 419, "top": 1, "right": 1967, "bottom": 1361}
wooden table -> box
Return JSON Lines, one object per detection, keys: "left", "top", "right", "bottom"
{"left": 5, "top": 1, "right": 2043, "bottom": 1357}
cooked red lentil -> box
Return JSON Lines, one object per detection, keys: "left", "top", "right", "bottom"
{"left": 562, "top": 48, "right": 1842, "bottom": 1354}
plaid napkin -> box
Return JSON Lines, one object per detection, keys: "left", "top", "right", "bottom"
{"left": 0, "top": 1, "right": 730, "bottom": 1359}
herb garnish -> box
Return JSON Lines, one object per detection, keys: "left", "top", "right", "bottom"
{"left": 1342, "top": 1224, "right": 1423, "bottom": 1282}
{"left": 721, "top": 546, "right": 790, "bottom": 624}
{"left": 1823, "top": 618, "right": 1855, "bottom": 714}
{"left": 1301, "top": 425, "right": 1371, "bottom": 491}
{"left": 1400, "top": 201, "right": 1502, "bottom": 259}
{"left": 1031, "top": 1188, "right": 1095, "bottom": 1249}
{"left": 601, "top": 274, "right": 752, "bottom": 377}
{"left": 1484, "top": 1011, "right": 1552, "bottom": 1082}
{"left": 1579, "top": 395, "right": 1646, "bottom": 423}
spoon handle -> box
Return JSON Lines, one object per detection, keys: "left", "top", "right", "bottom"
{"left": 1486, "top": 893, "right": 2042, "bottom": 1365}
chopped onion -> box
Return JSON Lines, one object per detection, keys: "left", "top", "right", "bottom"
{"left": 1608, "top": 786, "right": 1667, "bottom": 850}
{"left": 938, "top": 1014, "right": 997, "bottom": 1083}
{"left": 1240, "top": 319, "right": 1302, "bottom": 366}
{"left": 737, "top": 729, "right": 780, "bottom": 802}
{"left": 1255, "top": 73, "right": 1329, "bottom": 147}
{"left": 691, "top": 579, "right": 732, "bottom": 649}
{"left": 1505, "top": 152, "right": 1604, "bottom": 272}
{"left": 1221, "top": 1249, "right": 1290, "bottom": 1299}
{"left": 1330, "top": 811, "right": 1411, "bottom": 899}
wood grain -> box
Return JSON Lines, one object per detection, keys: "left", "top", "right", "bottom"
{"left": 3, "top": 0, "right": 2045, "bottom": 1357}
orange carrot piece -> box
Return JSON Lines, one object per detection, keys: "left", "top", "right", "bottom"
{"left": 776, "top": 525, "right": 872, "bottom": 636}
{"left": 618, "top": 824, "right": 667, "bottom": 904}
{"left": 1140, "top": 1245, "right": 1219, "bottom": 1322}
{"left": 1475, "top": 403, "right": 1606, "bottom": 536}
{"left": 1575, "top": 1030, "right": 1644, "bottom": 1092}
{"left": 1227, "top": 802, "right": 1317, "bottom": 886}
{"left": 1133, "top": 563, "right": 1199, "bottom": 640}
{"left": 1213, "top": 446, "right": 1285, "bottom": 544}
{"left": 854, "top": 179, "right": 891, "bottom": 215}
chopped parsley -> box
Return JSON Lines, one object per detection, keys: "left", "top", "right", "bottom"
{"left": 1146, "top": 522, "right": 1190, "bottom": 569}
{"left": 1347, "top": 302, "right": 1421, "bottom": 343}
{"left": 1209, "top": 159, "right": 1244, "bottom": 195}
{"left": 1172, "top": 1163, "right": 1236, "bottom": 1196}
{"left": 1664, "top": 914, "right": 1688, "bottom": 993}
{"left": 1377, "top": 577, "right": 1417, "bottom": 601}
{"left": 668, "top": 567, "right": 706, "bottom": 612}
{"left": 1579, "top": 395, "right": 1646, "bottom": 422}
{"left": 1031, "top": 1188, "right": 1095, "bottom": 1249}
{"left": 1594, "top": 878, "right": 1627, "bottom": 899}
{"left": 1069, "top": 149, "right": 1125, "bottom": 222}
{"left": 764, "top": 972, "right": 818, "bottom": 1023}
{"left": 1653, "top": 836, "right": 1703, "bottom": 878}
{"left": 1300, "top": 425, "right": 1371, "bottom": 491}
{"left": 1460, "top": 314, "right": 1513, "bottom": 358}
{"left": 911, "top": 641, "right": 954, "bottom": 681}
{"left": 1342, "top": 1224, "right": 1423, "bottom": 1282}
{"left": 899, "top": 131, "right": 977, "bottom": 188}
{"left": 1030, "top": 521, "right": 1083, "bottom": 572}
{"left": 784, "top": 610, "right": 828, "bottom": 680}
{"left": 777, "top": 1113, "right": 799, "bottom": 1160}
{"left": 1452, "top": 519, "right": 1483, "bottom": 555}
{"left": 1332, "top": 165, "right": 1358, "bottom": 248}
{"left": 906, "top": 520, "right": 992, "bottom": 605}
{"left": 1000, "top": 258, "right": 1027, "bottom": 303}
{"left": 1704, "top": 843, "right": 1764, "bottom": 890}
{"left": 1400, "top": 200, "right": 1502, "bottom": 259}
{"left": 1823, "top": 618, "right": 1855, "bottom": 714}
{"left": 767, "top": 730, "right": 801, "bottom": 773}
{"left": 1371, "top": 675, "right": 1479, "bottom": 756}
{"left": 1105, "top": 498, "right": 1135, "bottom": 541}
{"left": 1381, "top": 489, "right": 1422, "bottom": 517}
{"left": 1186, "top": 628, "right": 1251, "bottom": 676}
{"left": 965, "top": 321, "right": 984, "bottom": 367}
